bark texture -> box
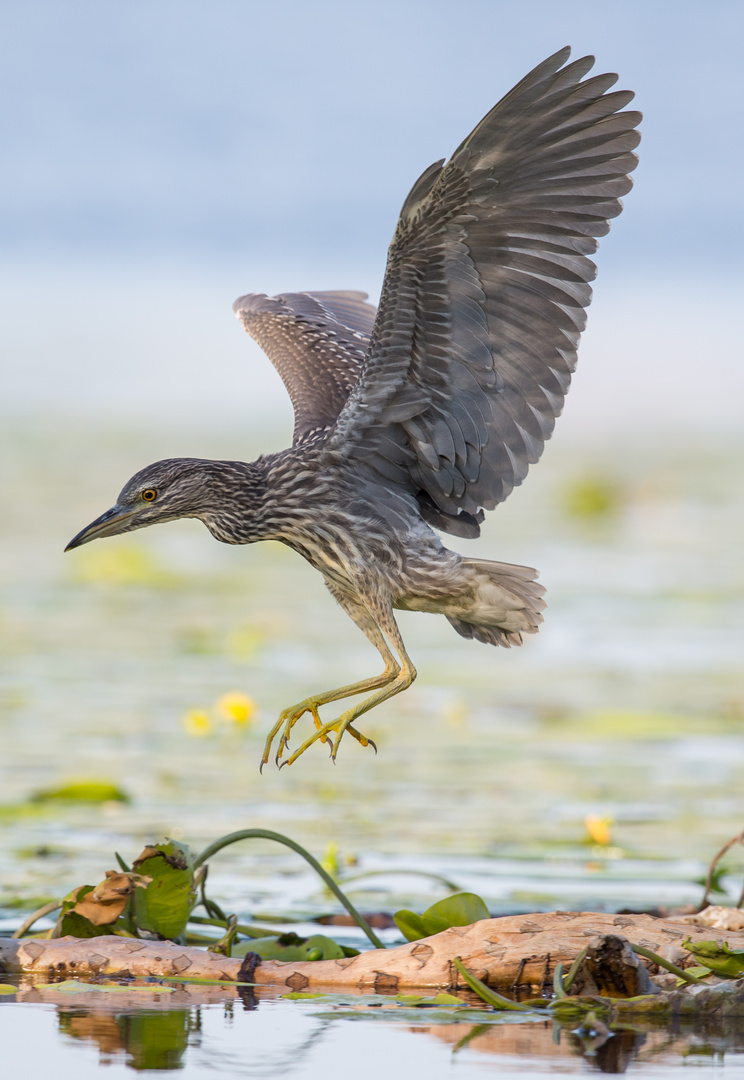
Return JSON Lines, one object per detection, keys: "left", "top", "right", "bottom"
{"left": 2, "top": 911, "right": 742, "bottom": 991}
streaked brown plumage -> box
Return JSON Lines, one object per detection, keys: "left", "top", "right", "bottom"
{"left": 66, "top": 48, "right": 640, "bottom": 768}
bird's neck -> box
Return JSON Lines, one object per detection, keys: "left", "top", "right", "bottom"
{"left": 198, "top": 458, "right": 270, "bottom": 544}
{"left": 200, "top": 448, "right": 341, "bottom": 549}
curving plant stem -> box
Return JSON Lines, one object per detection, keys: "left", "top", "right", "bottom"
{"left": 193, "top": 828, "right": 386, "bottom": 950}
{"left": 698, "top": 827, "right": 744, "bottom": 911}
{"left": 338, "top": 868, "right": 460, "bottom": 892}
{"left": 11, "top": 899, "right": 62, "bottom": 939}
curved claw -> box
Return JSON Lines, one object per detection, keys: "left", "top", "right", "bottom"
{"left": 260, "top": 675, "right": 394, "bottom": 769}
{"left": 280, "top": 710, "right": 372, "bottom": 767}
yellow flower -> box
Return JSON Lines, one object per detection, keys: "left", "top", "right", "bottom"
{"left": 320, "top": 842, "right": 340, "bottom": 880}
{"left": 584, "top": 815, "right": 613, "bottom": 847}
{"left": 182, "top": 709, "right": 213, "bottom": 737}
{"left": 215, "top": 692, "right": 256, "bottom": 726}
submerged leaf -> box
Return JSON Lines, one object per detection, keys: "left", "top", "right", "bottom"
{"left": 311, "top": 1007, "right": 542, "bottom": 1025}
{"left": 34, "top": 980, "right": 175, "bottom": 994}
{"left": 395, "top": 992, "right": 467, "bottom": 1006}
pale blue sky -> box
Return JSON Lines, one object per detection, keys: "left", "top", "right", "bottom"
{"left": 2, "top": 0, "right": 742, "bottom": 431}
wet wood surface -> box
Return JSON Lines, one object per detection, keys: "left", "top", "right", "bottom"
{"left": 3, "top": 910, "right": 742, "bottom": 991}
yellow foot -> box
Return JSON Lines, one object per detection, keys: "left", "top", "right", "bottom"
{"left": 277, "top": 712, "right": 377, "bottom": 769}
{"left": 260, "top": 700, "right": 376, "bottom": 770}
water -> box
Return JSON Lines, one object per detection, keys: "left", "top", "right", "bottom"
{"left": 1, "top": 420, "right": 743, "bottom": 1073}
{"left": 4, "top": 984, "right": 744, "bottom": 1077}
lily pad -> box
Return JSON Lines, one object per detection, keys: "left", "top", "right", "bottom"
{"left": 311, "top": 1007, "right": 544, "bottom": 1025}
{"left": 394, "top": 892, "right": 490, "bottom": 942}
{"left": 233, "top": 932, "right": 345, "bottom": 961}
{"left": 33, "top": 980, "right": 175, "bottom": 994}
{"left": 31, "top": 780, "right": 130, "bottom": 804}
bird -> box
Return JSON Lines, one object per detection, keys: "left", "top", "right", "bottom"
{"left": 66, "top": 47, "right": 640, "bottom": 769}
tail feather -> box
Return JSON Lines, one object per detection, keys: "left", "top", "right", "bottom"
{"left": 447, "top": 558, "right": 546, "bottom": 648}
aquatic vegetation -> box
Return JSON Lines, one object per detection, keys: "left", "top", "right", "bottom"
{"left": 562, "top": 473, "right": 625, "bottom": 522}
{"left": 583, "top": 814, "right": 614, "bottom": 847}
{"left": 182, "top": 692, "right": 257, "bottom": 738}
{"left": 215, "top": 692, "right": 256, "bottom": 725}
{"left": 181, "top": 709, "right": 213, "bottom": 737}
{"left": 394, "top": 892, "right": 490, "bottom": 942}
{"left": 11, "top": 829, "right": 386, "bottom": 953}
{"left": 30, "top": 780, "right": 130, "bottom": 804}
{"left": 683, "top": 938, "right": 744, "bottom": 978}
{"left": 131, "top": 841, "right": 197, "bottom": 939}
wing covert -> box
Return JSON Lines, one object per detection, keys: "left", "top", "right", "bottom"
{"left": 329, "top": 48, "right": 641, "bottom": 532}
{"left": 233, "top": 290, "right": 377, "bottom": 445}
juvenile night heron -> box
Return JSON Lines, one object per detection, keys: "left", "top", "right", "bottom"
{"left": 67, "top": 48, "right": 640, "bottom": 768}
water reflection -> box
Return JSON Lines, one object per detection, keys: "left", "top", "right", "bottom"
{"left": 60, "top": 1007, "right": 196, "bottom": 1070}
{"left": 5, "top": 983, "right": 744, "bottom": 1076}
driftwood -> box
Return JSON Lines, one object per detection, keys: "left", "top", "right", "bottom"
{"left": 3, "top": 910, "right": 744, "bottom": 992}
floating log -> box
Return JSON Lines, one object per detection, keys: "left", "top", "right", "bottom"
{"left": 3, "top": 911, "right": 744, "bottom": 992}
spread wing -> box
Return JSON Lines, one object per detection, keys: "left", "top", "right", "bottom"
{"left": 233, "top": 290, "right": 377, "bottom": 445}
{"left": 329, "top": 47, "right": 641, "bottom": 535}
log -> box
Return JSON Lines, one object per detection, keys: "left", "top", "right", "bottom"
{"left": 3, "top": 910, "right": 743, "bottom": 991}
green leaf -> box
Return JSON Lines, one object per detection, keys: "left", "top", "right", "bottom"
{"left": 683, "top": 937, "right": 744, "bottom": 977}
{"left": 394, "top": 892, "right": 490, "bottom": 942}
{"left": 682, "top": 966, "right": 716, "bottom": 979}
{"left": 392, "top": 909, "right": 427, "bottom": 942}
{"left": 232, "top": 932, "right": 345, "bottom": 961}
{"left": 452, "top": 956, "right": 541, "bottom": 1012}
{"left": 132, "top": 839, "right": 197, "bottom": 940}
{"left": 395, "top": 992, "right": 467, "bottom": 1006}
{"left": 31, "top": 780, "right": 130, "bottom": 804}
{"left": 55, "top": 910, "right": 113, "bottom": 938}
{"left": 283, "top": 992, "right": 394, "bottom": 1005}
{"left": 310, "top": 1007, "right": 539, "bottom": 1025}
{"left": 282, "top": 992, "right": 328, "bottom": 1000}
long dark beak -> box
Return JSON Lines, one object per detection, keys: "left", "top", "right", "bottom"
{"left": 65, "top": 505, "right": 138, "bottom": 551}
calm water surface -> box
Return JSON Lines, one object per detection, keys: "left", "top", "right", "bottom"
{"left": 4, "top": 983, "right": 744, "bottom": 1077}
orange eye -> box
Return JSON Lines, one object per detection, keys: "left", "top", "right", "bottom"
{"left": 142, "top": 489, "right": 157, "bottom": 502}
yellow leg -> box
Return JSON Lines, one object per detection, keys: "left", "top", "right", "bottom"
{"left": 260, "top": 667, "right": 397, "bottom": 770}
{"left": 279, "top": 652, "right": 416, "bottom": 767}
{"left": 260, "top": 591, "right": 402, "bottom": 770}
{"left": 263, "top": 592, "right": 417, "bottom": 769}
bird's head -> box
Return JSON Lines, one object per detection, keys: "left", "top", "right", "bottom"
{"left": 65, "top": 457, "right": 234, "bottom": 550}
